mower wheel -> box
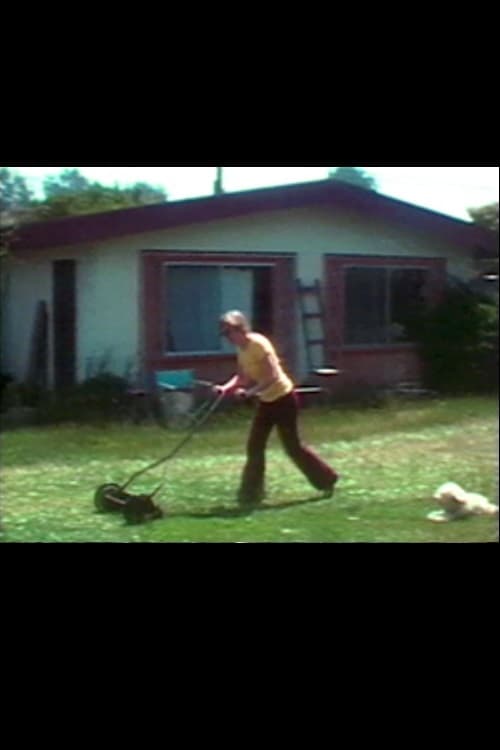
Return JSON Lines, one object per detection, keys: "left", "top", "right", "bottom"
{"left": 94, "top": 483, "right": 125, "bottom": 513}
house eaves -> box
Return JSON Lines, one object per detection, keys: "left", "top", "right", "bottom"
{"left": 12, "top": 178, "right": 498, "bottom": 255}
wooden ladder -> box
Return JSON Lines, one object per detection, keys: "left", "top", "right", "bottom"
{"left": 296, "top": 278, "right": 327, "bottom": 372}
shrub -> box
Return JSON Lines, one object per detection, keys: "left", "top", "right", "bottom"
{"left": 408, "top": 287, "right": 498, "bottom": 394}
{"left": 38, "top": 373, "right": 129, "bottom": 424}
{"left": 0, "top": 373, "right": 14, "bottom": 411}
{"left": 1, "top": 379, "right": 44, "bottom": 411}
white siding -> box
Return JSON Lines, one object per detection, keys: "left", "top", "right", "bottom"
{"left": 78, "top": 245, "right": 139, "bottom": 382}
{"left": 2, "top": 256, "right": 51, "bottom": 382}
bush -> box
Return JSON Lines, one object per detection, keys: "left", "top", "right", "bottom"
{"left": 409, "top": 287, "right": 498, "bottom": 394}
{"left": 76, "top": 373, "right": 129, "bottom": 403}
{"left": 0, "top": 373, "right": 14, "bottom": 411}
{"left": 1, "top": 379, "right": 44, "bottom": 411}
{"left": 38, "top": 373, "right": 130, "bottom": 424}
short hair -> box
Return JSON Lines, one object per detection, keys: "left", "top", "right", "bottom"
{"left": 219, "top": 310, "right": 251, "bottom": 333}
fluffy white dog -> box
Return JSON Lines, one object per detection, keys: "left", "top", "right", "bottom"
{"left": 427, "top": 482, "right": 499, "bottom": 522}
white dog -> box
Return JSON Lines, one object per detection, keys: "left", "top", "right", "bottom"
{"left": 427, "top": 482, "right": 499, "bottom": 522}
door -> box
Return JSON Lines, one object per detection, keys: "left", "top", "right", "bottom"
{"left": 53, "top": 260, "right": 76, "bottom": 389}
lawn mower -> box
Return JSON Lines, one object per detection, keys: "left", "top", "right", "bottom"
{"left": 94, "top": 389, "right": 226, "bottom": 524}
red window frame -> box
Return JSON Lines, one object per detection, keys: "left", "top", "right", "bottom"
{"left": 323, "top": 255, "right": 446, "bottom": 354}
{"left": 141, "top": 251, "right": 297, "bottom": 374}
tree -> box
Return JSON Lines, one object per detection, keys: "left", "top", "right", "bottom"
{"left": 1, "top": 169, "right": 37, "bottom": 379}
{"left": 43, "top": 168, "right": 92, "bottom": 198}
{"left": 32, "top": 169, "right": 168, "bottom": 221}
{"left": 468, "top": 202, "right": 499, "bottom": 279}
{"left": 467, "top": 202, "right": 499, "bottom": 235}
{"left": 1, "top": 168, "right": 38, "bottom": 261}
{"left": 0, "top": 168, "right": 36, "bottom": 233}
{"left": 0, "top": 168, "right": 35, "bottom": 214}
{"left": 328, "top": 166, "right": 377, "bottom": 191}
{"left": 126, "top": 182, "right": 168, "bottom": 205}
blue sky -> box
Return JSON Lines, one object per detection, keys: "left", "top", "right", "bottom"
{"left": 7, "top": 166, "right": 499, "bottom": 222}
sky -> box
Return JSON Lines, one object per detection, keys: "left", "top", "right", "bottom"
{"left": 6, "top": 165, "right": 499, "bottom": 222}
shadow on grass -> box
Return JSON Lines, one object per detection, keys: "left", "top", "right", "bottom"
{"left": 160, "top": 493, "right": 335, "bottom": 520}
{"left": 94, "top": 492, "right": 342, "bottom": 525}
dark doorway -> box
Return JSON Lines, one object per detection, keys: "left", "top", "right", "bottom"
{"left": 53, "top": 260, "right": 76, "bottom": 389}
{"left": 26, "top": 300, "right": 48, "bottom": 389}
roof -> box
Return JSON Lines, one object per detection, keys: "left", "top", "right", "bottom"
{"left": 12, "top": 178, "right": 498, "bottom": 254}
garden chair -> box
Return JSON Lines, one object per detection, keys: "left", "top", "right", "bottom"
{"left": 154, "top": 369, "right": 213, "bottom": 428}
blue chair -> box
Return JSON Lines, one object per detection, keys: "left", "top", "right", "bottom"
{"left": 154, "top": 369, "right": 197, "bottom": 391}
{"left": 154, "top": 369, "right": 213, "bottom": 428}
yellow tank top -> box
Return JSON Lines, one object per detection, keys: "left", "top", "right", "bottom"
{"left": 237, "top": 333, "right": 294, "bottom": 403}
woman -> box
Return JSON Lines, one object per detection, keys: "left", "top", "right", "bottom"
{"left": 214, "top": 310, "right": 339, "bottom": 508}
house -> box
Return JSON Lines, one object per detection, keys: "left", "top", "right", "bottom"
{"left": 2, "top": 179, "right": 497, "bottom": 392}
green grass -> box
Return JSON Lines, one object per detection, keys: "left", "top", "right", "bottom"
{"left": 1, "top": 396, "right": 498, "bottom": 542}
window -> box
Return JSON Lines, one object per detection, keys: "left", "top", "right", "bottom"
{"left": 165, "top": 264, "right": 273, "bottom": 353}
{"left": 345, "top": 266, "right": 430, "bottom": 345}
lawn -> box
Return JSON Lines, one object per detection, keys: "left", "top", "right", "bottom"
{"left": 1, "top": 396, "right": 498, "bottom": 542}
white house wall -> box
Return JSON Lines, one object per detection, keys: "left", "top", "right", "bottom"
{"left": 78, "top": 243, "right": 139, "bottom": 382}
{"left": 3, "top": 204, "right": 479, "bottom": 385}
{"left": 2, "top": 242, "right": 139, "bottom": 386}
{"left": 2, "top": 254, "right": 52, "bottom": 383}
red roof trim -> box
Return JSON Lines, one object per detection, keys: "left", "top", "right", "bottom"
{"left": 12, "top": 178, "right": 497, "bottom": 253}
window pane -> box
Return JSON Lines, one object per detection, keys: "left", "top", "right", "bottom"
{"left": 166, "top": 267, "right": 221, "bottom": 352}
{"left": 389, "top": 269, "right": 429, "bottom": 341}
{"left": 345, "top": 267, "right": 387, "bottom": 344}
{"left": 165, "top": 265, "right": 260, "bottom": 353}
{"left": 219, "top": 268, "right": 254, "bottom": 353}
{"left": 252, "top": 267, "right": 273, "bottom": 336}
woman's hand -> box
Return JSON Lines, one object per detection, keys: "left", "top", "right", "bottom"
{"left": 213, "top": 374, "right": 243, "bottom": 397}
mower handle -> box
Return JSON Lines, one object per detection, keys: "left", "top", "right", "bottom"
{"left": 119, "top": 390, "right": 226, "bottom": 492}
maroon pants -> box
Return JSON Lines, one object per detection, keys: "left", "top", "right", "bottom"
{"left": 238, "top": 391, "right": 338, "bottom": 502}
